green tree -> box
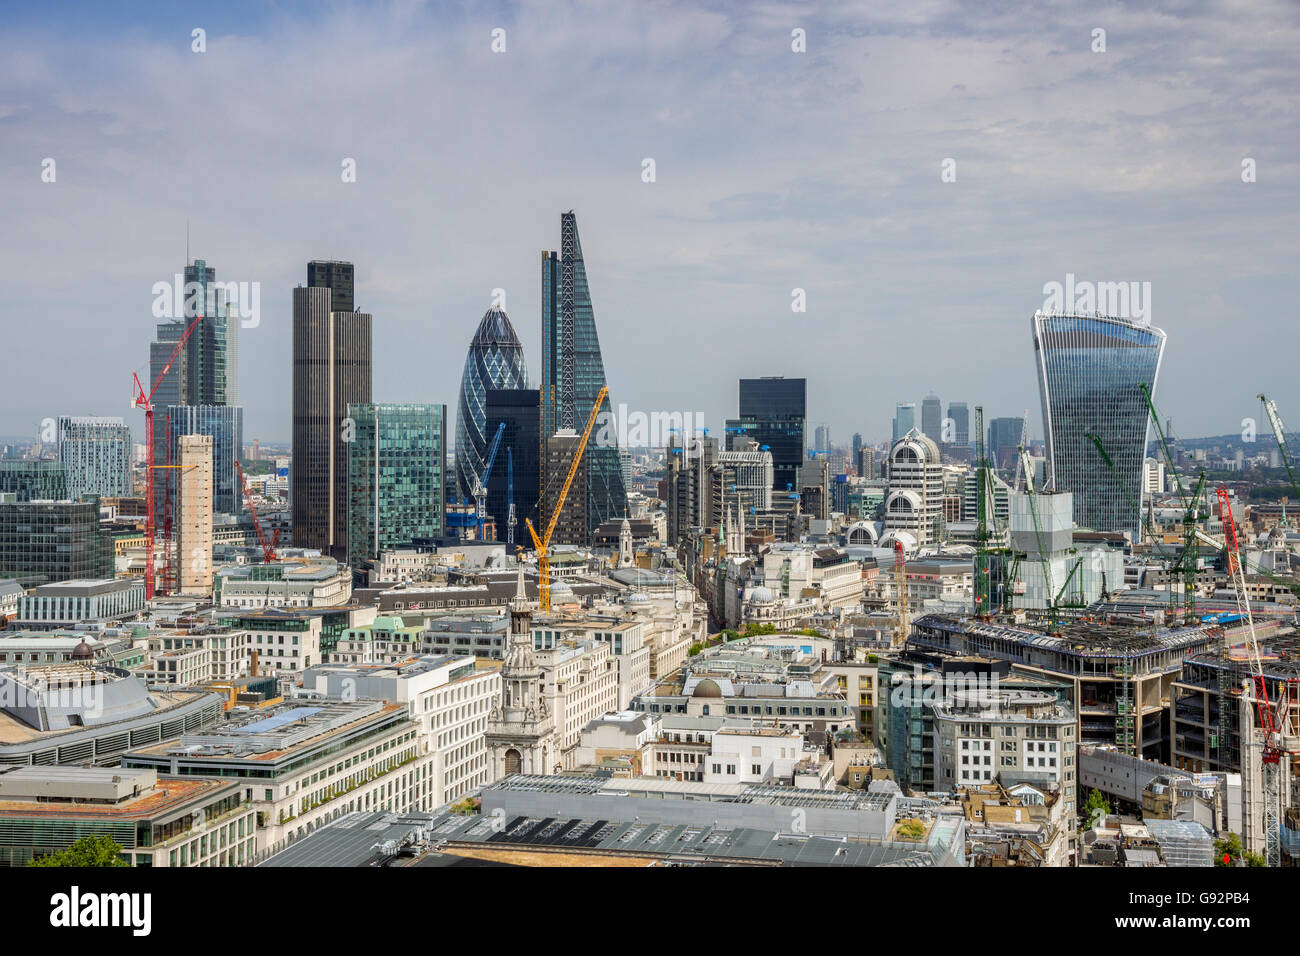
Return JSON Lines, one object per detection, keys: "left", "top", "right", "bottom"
{"left": 1083, "top": 788, "right": 1111, "bottom": 825}
{"left": 29, "top": 834, "right": 129, "bottom": 868}
{"left": 1214, "top": 832, "right": 1265, "bottom": 867}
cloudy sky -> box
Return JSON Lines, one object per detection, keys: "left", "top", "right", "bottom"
{"left": 2, "top": 0, "right": 1297, "bottom": 450}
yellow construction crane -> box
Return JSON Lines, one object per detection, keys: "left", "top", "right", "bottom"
{"left": 526, "top": 385, "right": 608, "bottom": 611}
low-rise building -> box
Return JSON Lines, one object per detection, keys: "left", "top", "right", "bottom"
{"left": 122, "top": 699, "right": 436, "bottom": 855}
{"left": 0, "top": 766, "right": 255, "bottom": 867}
{"left": 12, "top": 578, "right": 145, "bottom": 630}
{"left": 301, "top": 654, "right": 502, "bottom": 807}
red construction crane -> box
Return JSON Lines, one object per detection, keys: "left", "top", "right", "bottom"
{"left": 131, "top": 313, "right": 205, "bottom": 599}
{"left": 1218, "top": 487, "right": 1289, "bottom": 765}
{"left": 235, "top": 460, "right": 280, "bottom": 563}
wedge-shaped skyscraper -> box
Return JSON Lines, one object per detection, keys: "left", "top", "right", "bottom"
{"left": 541, "top": 212, "right": 628, "bottom": 538}
{"left": 1032, "top": 311, "right": 1165, "bottom": 540}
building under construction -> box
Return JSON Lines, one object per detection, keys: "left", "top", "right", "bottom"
{"left": 911, "top": 613, "right": 1222, "bottom": 761}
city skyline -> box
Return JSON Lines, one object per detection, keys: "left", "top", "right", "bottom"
{"left": 2, "top": 2, "right": 1297, "bottom": 449}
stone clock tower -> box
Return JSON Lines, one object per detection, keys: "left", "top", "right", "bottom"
{"left": 486, "top": 569, "right": 556, "bottom": 778}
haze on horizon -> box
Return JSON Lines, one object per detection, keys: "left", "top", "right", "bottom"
{"left": 1, "top": 0, "right": 1297, "bottom": 449}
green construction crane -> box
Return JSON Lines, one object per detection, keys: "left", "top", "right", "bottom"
{"left": 1260, "top": 393, "right": 1300, "bottom": 510}
{"left": 1140, "top": 383, "right": 1210, "bottom": 624}
{"left": 1081, "top": 429, "right": 1201, "bottom": 621}
{"left": 973, "top": 405, "right": 992, "bottom": 617}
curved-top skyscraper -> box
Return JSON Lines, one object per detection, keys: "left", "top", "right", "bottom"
{"left": 1032, "top": 311, "right": 1166, "bottom": 540}
{"left": 456, "top": 307, "right": 528, "bottom": 502}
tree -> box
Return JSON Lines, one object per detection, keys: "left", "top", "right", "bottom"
{"left": 29, "top": 835, "right": 129, "bottom": 868}
{"left": 1083, "top": 788, "right": 1111, "bottom": 827}
{"left": 1214, "top": 832, "right": 1265, "bottom": 867}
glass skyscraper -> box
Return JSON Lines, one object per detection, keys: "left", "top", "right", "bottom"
{"left": 0, "top": 499, "right": 114, "bottom": 587}
{"left": 946, "top": 402, "right": 970, "bottom": 446}
{"left": 920, "top": 393, "right": 942, "bottom": 442}
{"left": 346, "top": 403, "right": 446, "bottom": 570}
{"left": 892, "top": 402, "right": 916, "bottom": 443}
{"left": 0, "top": 461, "right": 68, "bottom": 502}
{"left": 163, "top": 405, "right": 244, "bottom": 516}
{"left": 484, "top": 388, "right": 540, "bottom": 548}
{"left": 150, "top": 257, "right": 241, "bottom": 526}
{"left": 1032, "top": 311, "right": 1166, "bottom": 539}
{"left": 726, "top": 377, "right": 807, "bottom": 493}
{"left": 541, "top": 212, "right": 628, "bottom": 537}
{"left": 455, "top": 308, "right": 528, "bottom": 502}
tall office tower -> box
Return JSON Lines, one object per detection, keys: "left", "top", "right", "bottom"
{"left": 455, "top": 308, "right": 529, "bottom": 502}
{"left": 855, "top": 447, "right": 876, "bottom": 480}
{"left": 710, "top": 444, "right": 774, "bottom": 533}
{"left": 292, "top": 266, "right": 373, "bottom": 557}
{"left": 884, "top": 430, "right": 944, "bottom": 548}
{"left": 0, "top": 461, "right": 68, "bottom": 502}
{"left": 813, "top": 424, "right": 830, "bottom": 453}
{"left": 176, "top": 434, "right": 214, "bottom": 594}
{"left": 182, "top": 259, "right": 238, "bottom": 406}
{"left": 56, "top": 417, "right": 132, "bottom": 500}
{"left": 306, "top": 260, "right": 354, "bottom": 316}
{"left": 150, "top": 258, "right": 240, "bottom": 526}
{"left": 987, "top": 417, "right": 1025, "bottom": 472}
{"left": 665, "top": 434, "right": 717, "bottom": 548}
{"left": 852, "top": 432, "right": 863, "bottom": 463}
{"left": 725, "top": 377, "right": 806, "bottom": 493}
{"left": 346, "top": 404, "right": 446, "bottom": 570}
{"left": 947, "top": 402, "right": 970, "bottom": 446}
{"left": 484, "top": 389, "right": 540, "bottom": 548}
{"left": 799, "top": 456, "right": 831, "bottom": 520}
{"left": 920, "top": 393, "right": 942, "bottom": 442}
{"left": 1032, "top": 311, "right": 1165, "bottom": 539}
{"left": 541, "top": 212, "right": 628, "bottom": 537}
{"left": 0, "top": 499, "right": 113, "bottom": 587}
{"left": 541, "top": 431, "right": 587, "bottom": 546}
{"left": 163, "top": 406, "right": 244, "bottom": 517}
{"left": 892, "top": 402, "right": 916, "bottom": 443}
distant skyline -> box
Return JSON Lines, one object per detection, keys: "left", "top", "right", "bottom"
{"left": 2, "top": 1, "right": 1297, "bottom": 449}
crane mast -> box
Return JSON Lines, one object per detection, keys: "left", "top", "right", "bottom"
{"left": 1218, "top": 486, "right": 1292, "bottom": 866}
{"left": 526, "top": 385, "right": 607, "bottom": 611}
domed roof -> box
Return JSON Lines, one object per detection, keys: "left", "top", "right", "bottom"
{"left": 891, "top": 428, "right": 941, "bottom": 464}
{"left": 626, "top": 590, "right": 650, "bottom": 604}
{"left": 71, "top": 639, "right": 95, "bottom": 662}
{"left": 693, "top": 678, "right": 723, "bottom": 698}
{"left": 748, "top": 585, "right": 776, "bottom": 603}
{"left": 470, "top": 307, "right": 523, "bottom": 349}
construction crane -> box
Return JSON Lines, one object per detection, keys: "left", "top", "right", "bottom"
{"left": 1140, "top": 383, "right": 1211, "bottom": 624}
{"left": 973, "top": 406, "right": 994, "bottom": 617}
{"left": 130, "top": 312, "right": 205, "bottom": 600}
{"left": 235, "top": 460, "right": 280, "bottom": 563}
{"left": 506, "top": 446, "right": 516, "bottom": 549}
{"left": 893, "top": 539, "right": 908, "bottom": 647}
{"left": 1011, "top": 410, "right": 1030, "bottom": 492}
{"left": 1259, "top": 394, "right": 1300, "bottom": 505}
{"left": 526, "top": 385, "right": 607, "bottom": 611}
{"left": 472, "top": 421, "right": 506, "bottom": 541}
{"left": 1086, "top": 430, "right": 1206, "bottom": 624}
{"left": 1217, "top": 486, "right": 1293, "bottom": 866}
